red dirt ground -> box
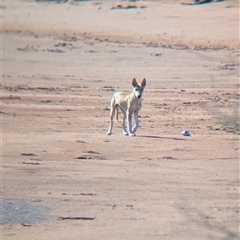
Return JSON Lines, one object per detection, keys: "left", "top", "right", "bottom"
{"left": 1, "top": 0, "right": 239, "bottom": 239}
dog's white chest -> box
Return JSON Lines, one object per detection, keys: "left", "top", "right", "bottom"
{"left": 131, "top": 99, "right": 142, "bottom": 111}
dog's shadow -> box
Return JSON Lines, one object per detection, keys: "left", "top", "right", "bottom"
{"left": 139, "top": 135, "right": 187, "bottom": 141}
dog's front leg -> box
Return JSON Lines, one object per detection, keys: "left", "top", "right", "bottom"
{"left": 127, "top": 109, "right": 135, "bottom": 136}
{"left": 132, "top": 111, "right": 139, "bottom": 134}
{"left": 121, "top": 111, "right": 128, "bottom": 135}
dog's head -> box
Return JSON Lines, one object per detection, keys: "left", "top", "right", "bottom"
{"left": 132, "top": 78, "right": 146, "bottom": 99}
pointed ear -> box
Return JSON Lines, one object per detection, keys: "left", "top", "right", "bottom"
{"left": 132, "top": 78, "right": 138, "bottom": 87}
{"left": 141, "top": 78, "right": 146, "bottom": 88}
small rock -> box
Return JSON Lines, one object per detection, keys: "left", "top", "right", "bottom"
{"left": 181, "top": 130, "right": 190, "bottom": 136}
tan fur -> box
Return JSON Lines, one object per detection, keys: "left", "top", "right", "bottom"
{"left": 106, "top": 78, "right": 146, "bottom": 137}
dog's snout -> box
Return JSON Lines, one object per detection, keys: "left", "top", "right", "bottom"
{"left": 138, "top": 95, "right": 141, "bottom": 99}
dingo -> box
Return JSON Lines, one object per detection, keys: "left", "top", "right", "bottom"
{"left": 106, "top": 78, "right": 146, "bottom": 137}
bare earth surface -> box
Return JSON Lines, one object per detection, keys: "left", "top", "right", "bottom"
{"left": 1, "top": 0, "right": 239, "bottom": 239}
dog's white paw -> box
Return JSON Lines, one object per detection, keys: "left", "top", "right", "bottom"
{"left": 129, "top": 133, "right": 136, "bottom": 137}
{"left": 106, "top": 131, "right": 112, "bottom": 135}
{"left": 123, "top": 131, "right": 128, "bottom": 135}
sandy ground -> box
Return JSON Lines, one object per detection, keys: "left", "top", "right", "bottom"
{"left": 1, "top": 0, "right": 239, "bottom": 239}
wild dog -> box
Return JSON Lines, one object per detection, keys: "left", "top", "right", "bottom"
{"left": 106, "top": 78, "right": 146, "bottom": 136}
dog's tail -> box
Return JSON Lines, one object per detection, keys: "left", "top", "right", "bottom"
{"left": 109, "top": 95, "right": 119, "bottom": 122}
{"left": 115, "top": 106, "right": 119, "bottom": 122}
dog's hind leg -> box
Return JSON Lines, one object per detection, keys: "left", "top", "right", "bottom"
{"left": 106, "top": 108, "right": 115, "bottom": 135}
{"left": 106, "top": 98, "right": 116, "bottom": 135}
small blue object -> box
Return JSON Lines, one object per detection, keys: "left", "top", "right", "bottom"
{"left": 181, "top": 130, "right": 190, "bottom": 136}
